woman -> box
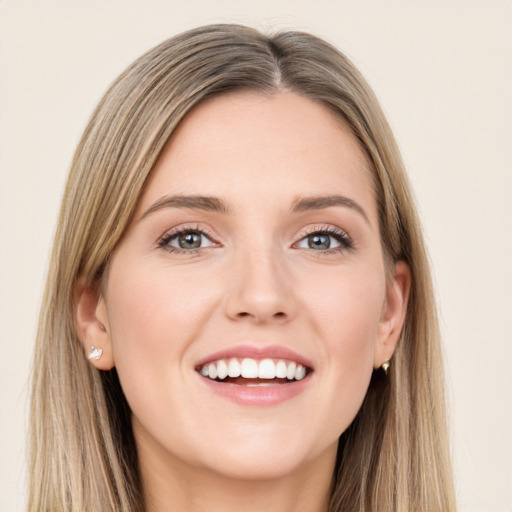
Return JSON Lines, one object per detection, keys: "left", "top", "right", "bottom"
{"left": 28, "top": 24, "right": 456, "bottom": 511}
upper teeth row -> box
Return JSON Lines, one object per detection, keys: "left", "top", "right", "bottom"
{"left": 199, "top": 358, "right": 307, "bottom": 381}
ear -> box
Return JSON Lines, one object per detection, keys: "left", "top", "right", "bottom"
{"left": 374, "top": 261, "right": 411, "bottom": 368}
{"left": 75, "top": 278, "right": 115, "bottom": 370}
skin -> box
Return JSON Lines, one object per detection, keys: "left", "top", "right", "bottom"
{"left": 76, "top": 91, "right": 410, "bottom": 512}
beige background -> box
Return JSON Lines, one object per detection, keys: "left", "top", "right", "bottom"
{"left": 1, "top": 1, "right": 511, "bottom": 510}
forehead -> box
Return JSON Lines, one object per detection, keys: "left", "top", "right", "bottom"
{"left": 138, "top": 91, "right": 376, "bottom": 221}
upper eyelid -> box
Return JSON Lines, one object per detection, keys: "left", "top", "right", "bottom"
{"left": 160, "top": 223, "right": 216, "bottom": 237}
{"left": 156, "top": 222, "right": 353, "bottom": 247}
{"left": 298, "top": 225, "right": 348, "bottom": 235}
{"left": 295, "top": 224, "right": 352, "bottom": 240}
{"left": 157, "top": 224, "right": 219, "bottom": 246}
{"left": 293, "top": 224, "right": 355, "bottom": 253}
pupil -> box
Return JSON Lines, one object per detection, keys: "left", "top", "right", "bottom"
{"left": 308, "top": 234, "right": 330, "bottom": 250}
{"left": 179, "top": 232, "right": 201, "bottom": 249}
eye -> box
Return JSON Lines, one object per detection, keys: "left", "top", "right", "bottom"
{"left": 295, "top": 228, "right": 352, "bottom": 252}
{"left": 158, "top": 228, "right": 216, "bottom": 252}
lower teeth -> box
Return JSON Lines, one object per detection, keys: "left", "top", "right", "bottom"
{"left": 219, "top": 377, "right": 290, "bottom": 385}
{"left": 245, "top": 382, "right": 280, "bottom": 387}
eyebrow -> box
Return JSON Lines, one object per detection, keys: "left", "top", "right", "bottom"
{"left": 291, "top": 194, "right": 370, "bottom": 224}
{"left": 139, "top": 193, "right": 370, "bottom": 225}
{"left": 139, "top": 195, "right": 229, "bottom": 221}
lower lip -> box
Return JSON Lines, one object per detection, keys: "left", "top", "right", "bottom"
{"left": 198, "top": 374, "right": 312, "bottom": 406}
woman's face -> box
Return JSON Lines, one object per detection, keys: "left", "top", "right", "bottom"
{"left": 85, "top": 91, "right": 408, "bottom": 481}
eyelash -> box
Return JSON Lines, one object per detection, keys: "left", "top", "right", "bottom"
{"left": 157, "top": 225, "right": 354, "bottom": 254}
{"left": 157, "top": 224, "right": 219, "bottom": 254}
{"left": 294, "top": 226, "right": 354, "bottom": 254}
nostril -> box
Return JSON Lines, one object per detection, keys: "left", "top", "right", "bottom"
{"left": 235, "top": 311, "right": 286, "bottom": 320}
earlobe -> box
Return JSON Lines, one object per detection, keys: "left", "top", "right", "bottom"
{"left": 374, "top": 261, "right": 411, "bottom": 368}
{"left": 75, "top": 279, "right": 115, "bottom": 370}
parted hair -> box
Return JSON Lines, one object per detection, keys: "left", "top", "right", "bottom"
{"left": 28, "top": 24, "right": 456, "bottom": 512}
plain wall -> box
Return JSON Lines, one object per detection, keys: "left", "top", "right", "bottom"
{"left": 1, "top": 1, "right": 511, "bottom": 510}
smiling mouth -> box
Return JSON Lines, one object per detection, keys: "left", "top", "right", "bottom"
{"left": 197, "top": 357, "right": 310, "bottom": 385}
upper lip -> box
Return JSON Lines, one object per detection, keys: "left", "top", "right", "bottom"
{"left": 195, "top": 344, "right": 314, "bottom": 370}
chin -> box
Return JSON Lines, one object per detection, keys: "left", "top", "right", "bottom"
{"left": 188, "top": 425, "right": 334, "bottom": 481}
{"left": 199, "top": 447, "right": 312, "bottom": 481}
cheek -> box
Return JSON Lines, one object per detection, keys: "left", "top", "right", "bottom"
{"left": 107, "top": 261, "right": 215, "bottom": 340}
{"left": 104, "top": 262, "right": 220, "bottom": 386}
{"left": 300, "top": 266, "right": 385, "bottom": 430}
{"left": 103, "top": 261, "right": 226, "bottom": 449}
{"left": 306, "top": 264, "right": 385, "bottom": 353}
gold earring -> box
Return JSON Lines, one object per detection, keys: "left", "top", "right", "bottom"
{"left": 381, "top": 360, "right": 390, "bottom": 375}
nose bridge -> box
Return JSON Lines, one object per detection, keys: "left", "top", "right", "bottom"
{"left": 224, "top": 241, "right": 294, "bottom": 323}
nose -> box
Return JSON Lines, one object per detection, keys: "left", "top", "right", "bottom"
{"left": 224, "top": 248, "right": 296, "bottom": 324}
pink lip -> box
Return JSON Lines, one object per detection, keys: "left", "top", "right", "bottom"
{"left": 198, "top": 373, "right": 312, "bottom": 406}
{"left": 195, "top": 344, "right": 314, "bottom": 406}
{"left": 195, "top": 344, "right": 314, "bottom": 369}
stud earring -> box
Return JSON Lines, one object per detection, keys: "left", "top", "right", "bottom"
{"left": 381, "top": 360, "right": 390, "bottom": 375}
{"left": 87, "top": 346, "right": 103, "bottom": 360}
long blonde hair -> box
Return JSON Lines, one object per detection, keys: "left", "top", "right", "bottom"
{"left": 29, "top": 24, "right": 456, "bottom": 512}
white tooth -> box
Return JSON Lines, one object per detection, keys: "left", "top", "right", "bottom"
{"left": 286, "top": 361, "right": 296, "bottom": 380}
{"left": 258, "top": 359, "right": 276, "bottom": 379}
{"left": 200, "top": 365, "right": 209, "bottom": 377}
{"left": 228, "top": 358, "right": 241, "bottom": 378}
{"left": 208, "top": 363, "right": 218, "bottom": 379}
{"left": 275, "top": 360, "right": 287, "bottom": 378}
{"left": 241, "top": 358, "right": 259, "bottom": 378}
{"left": 216, "top": 360, "right": 228, "bottom": 380}
{"left": 295, "top": 365, "right": 306, "bottom": 380}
